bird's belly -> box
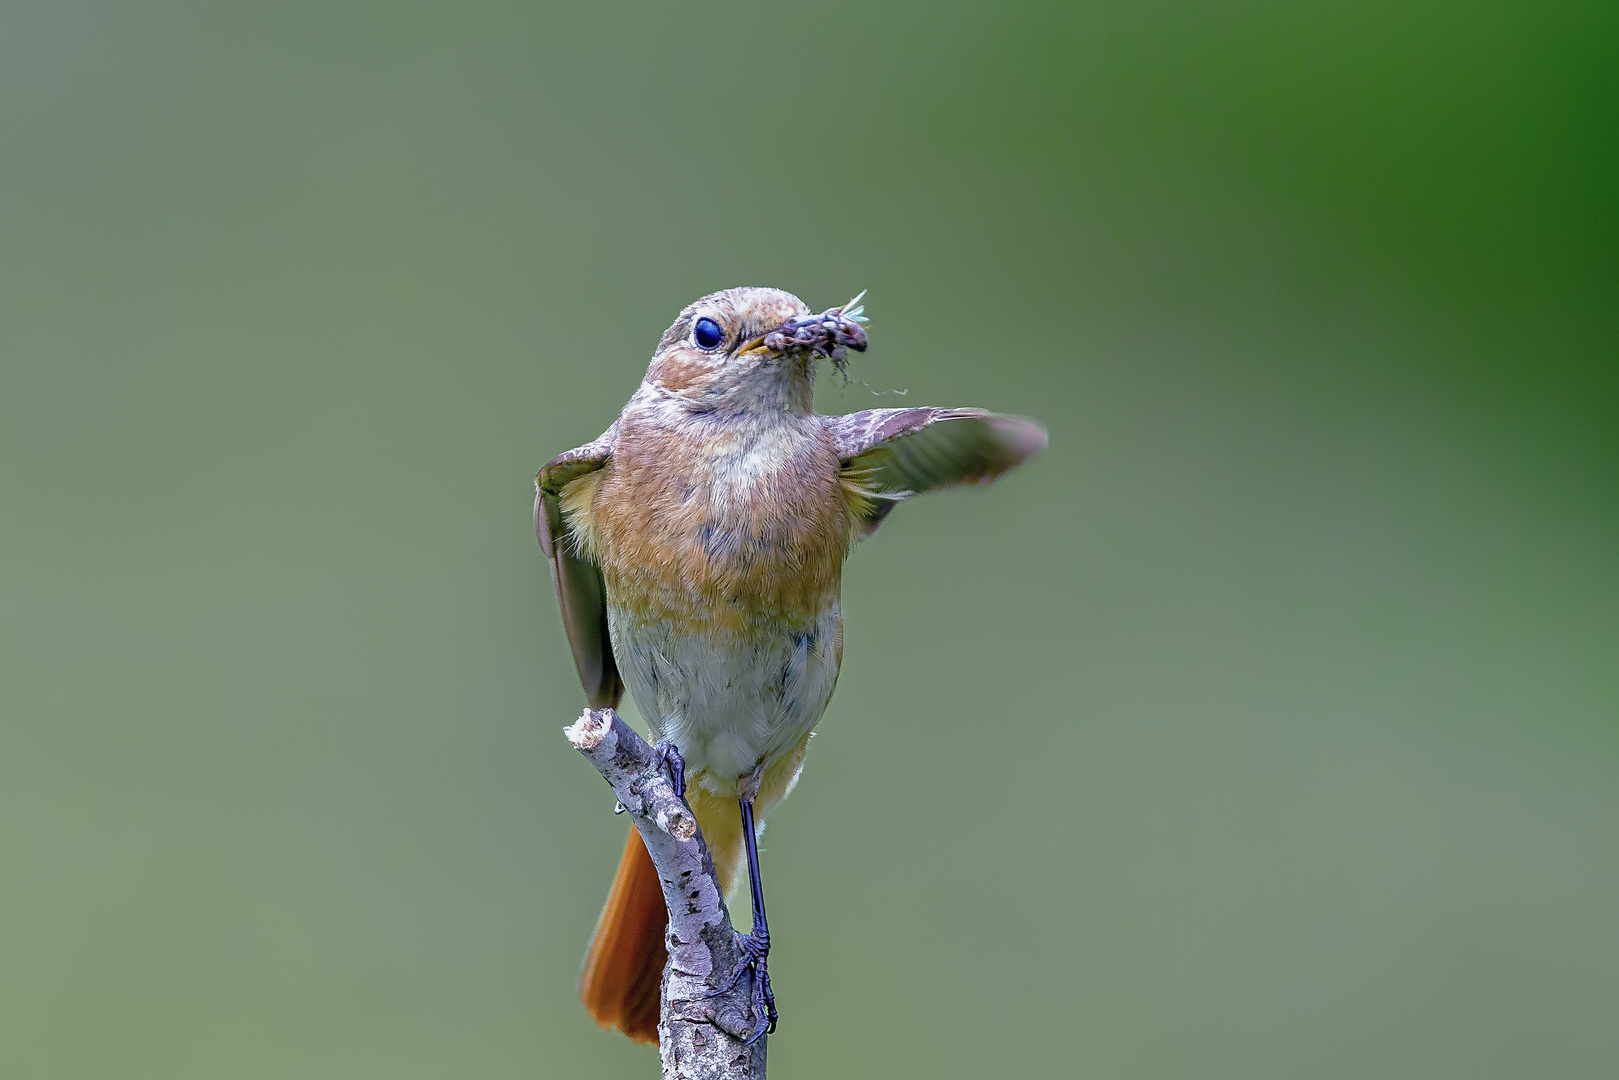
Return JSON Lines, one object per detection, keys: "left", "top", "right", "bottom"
{"left": 608, "top": 602, "right": 842, "bottom": 794}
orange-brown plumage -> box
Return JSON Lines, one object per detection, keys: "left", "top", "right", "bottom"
{"left": 564, "top": 416, "right": 853, "bottom": 636}
{"left": 578, "top": 829, "right": 665, "bottom": 1044}
{"left": 538, "top": 286, "right": 1045, "bottom": 1045}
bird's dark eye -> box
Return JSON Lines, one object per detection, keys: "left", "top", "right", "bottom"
{"left": 693, "top": 317, "right": 724, "bottom": 350}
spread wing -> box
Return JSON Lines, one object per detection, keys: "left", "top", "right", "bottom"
{"left": 535, "top": 425, "right": 623, "bottom": 709}
{"left": 825, "top": 407, "right": 1047, "bottom": 538}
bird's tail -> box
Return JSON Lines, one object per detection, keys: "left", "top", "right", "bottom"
{"left": 579, "top": 787, "right": 747, "bottom": 1044}
{"left": 579, "top": 828, "right": 667, "bottom": 1044}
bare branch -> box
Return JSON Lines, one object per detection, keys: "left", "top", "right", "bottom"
{"left": 566, "top": 709, "right": 768, "bottom": 1079}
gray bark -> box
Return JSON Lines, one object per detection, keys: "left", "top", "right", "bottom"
{"left": 565, "top": 708, "right": 767, "bottom": 1080}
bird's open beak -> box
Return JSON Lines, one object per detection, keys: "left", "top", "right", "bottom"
{"left": 737, "top": 292, "right": 870, "bottom": 367}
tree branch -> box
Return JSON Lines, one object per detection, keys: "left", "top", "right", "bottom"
{"left": 566, "top": 708, "right": 768, "bottom": 1079}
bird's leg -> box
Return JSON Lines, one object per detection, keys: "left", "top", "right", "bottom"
{"left": 706, "top": 793, "right": 777, "bottom": 1043}
{"left": 649, "top": 739, "right": 686, "bottom": 801}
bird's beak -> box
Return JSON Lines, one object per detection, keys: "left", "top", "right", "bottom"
{"left": 738, "top": 292, "right": 870, "bottom": 365}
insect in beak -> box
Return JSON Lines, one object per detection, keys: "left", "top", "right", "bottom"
{"left": 743, "top": 291, "right": 870, "bottom": 371}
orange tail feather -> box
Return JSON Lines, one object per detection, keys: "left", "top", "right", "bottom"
{"left": 579, "top": 829, "right": 667, "bottom": 1044}
{"left": 578, "top": 743, "right": 808, "bottom": 1045}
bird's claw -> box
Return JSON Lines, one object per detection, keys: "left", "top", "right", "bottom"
{"left": 650, "top": 739, "right": 686, "bottom": 801}
{"left": 705, "top": 926, "right": 776, "bottom": 1043}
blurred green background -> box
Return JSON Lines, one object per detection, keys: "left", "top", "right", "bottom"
{"left": 2, "top": 1, "right": 1614, "bottom": 1077}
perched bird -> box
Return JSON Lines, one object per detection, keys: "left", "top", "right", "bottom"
{"left": 536, "top": 287, "right": 1045, "bottom": 1045}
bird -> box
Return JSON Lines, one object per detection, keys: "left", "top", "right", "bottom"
{"left": 536, "top": 286, "right": 1045, "bottom": 1045}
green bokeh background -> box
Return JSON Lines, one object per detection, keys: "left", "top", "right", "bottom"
{"left": 2, "top": 2, "right": 1614, "bottom": 1077}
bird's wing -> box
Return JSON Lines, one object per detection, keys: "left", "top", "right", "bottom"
{"left": 536, "top": 424, "right": 623, "bottom": 709}
{"left": 825, "top": 407, "right": 1047, "bottom": 538}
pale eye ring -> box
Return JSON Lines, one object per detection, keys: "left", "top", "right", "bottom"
{"left": 692, "top": 317, "right": 724, "bottom": 350}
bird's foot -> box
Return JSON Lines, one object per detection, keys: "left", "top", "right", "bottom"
{"left": 706, "top": 925, "right": 776, "bottom": 1043}
{"left": 650, "top": 739, "right": 686, "bottom": 801}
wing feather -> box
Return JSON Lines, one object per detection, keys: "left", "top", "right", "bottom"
{"left": 536, "top": 425, "right": 623, "bottom": 709}
{"left": 826, "top": 407, "right": 1046, "bottom": 537}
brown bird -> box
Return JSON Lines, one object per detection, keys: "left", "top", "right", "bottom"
{"left": 536, "top": 287, "right": 1045, "bottom": 1044}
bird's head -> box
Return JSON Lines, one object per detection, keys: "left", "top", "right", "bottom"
{"left": 644, "top": 287, "right": 868, "bottom": 416}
